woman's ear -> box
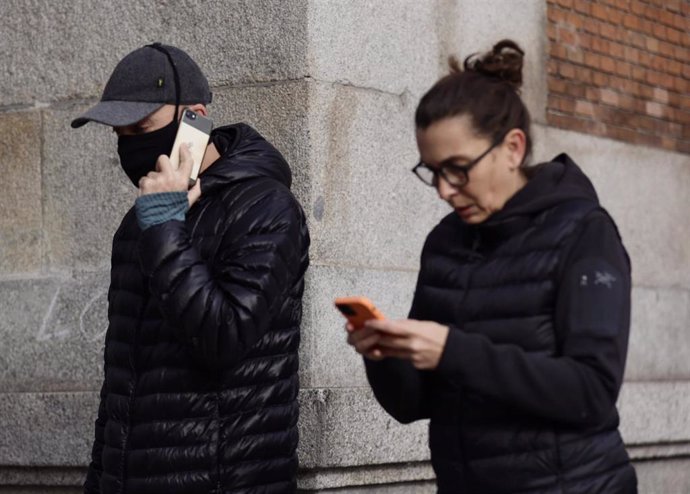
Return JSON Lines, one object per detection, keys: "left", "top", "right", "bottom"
{"left": 504, "top": 128, "right": 526, "bottom": 170}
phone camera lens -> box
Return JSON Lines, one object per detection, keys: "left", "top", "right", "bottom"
{"left": 186, "top": 110, "right": 196, "bottom": 119}
{"left": 336, "top": 304, "right": 356, "bottom": 316}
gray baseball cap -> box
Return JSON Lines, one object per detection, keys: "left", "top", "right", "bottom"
{"left": 71, "top": 43, "right": 212, "bottom": 129}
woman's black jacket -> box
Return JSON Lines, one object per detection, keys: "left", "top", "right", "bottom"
{"left": 84, "top": 124, "right": 310, "bottom": 494}
{"left": 366, "top": 155, "right": 637, "bottom": 494}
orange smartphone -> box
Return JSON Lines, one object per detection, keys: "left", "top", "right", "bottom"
{"left": 334, "top": 296, "right": 385, "bottom": 329}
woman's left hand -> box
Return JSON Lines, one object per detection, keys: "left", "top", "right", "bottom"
{"left": 364, "top": 319, "right": 450, "bottom": 370}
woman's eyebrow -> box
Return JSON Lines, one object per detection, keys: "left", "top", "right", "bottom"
{"left": 439, "top": 154, "right": 472, "bottom": 165}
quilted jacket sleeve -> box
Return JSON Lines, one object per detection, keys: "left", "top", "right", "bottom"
{"left": 364, "top": 359, "right": 432, "bottom": 424}
{"left": 137, "top": 180, "right": 308, "bottom": 371}
{"left": 363, "top": 280, "right": 433, "bottom": 424}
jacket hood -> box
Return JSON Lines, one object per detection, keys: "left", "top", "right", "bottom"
{"left": 464, "top": 153, "right": 600, "bottom": 247}
{"left": 199, "top": 123, "right": 292, "bottom": 195}
{"left": 486, "top": 153, "right": 599, "bottom": 224}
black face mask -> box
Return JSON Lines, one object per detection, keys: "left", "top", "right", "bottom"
{"left": 117, "top": 118, "right": 178, "bottom": 186}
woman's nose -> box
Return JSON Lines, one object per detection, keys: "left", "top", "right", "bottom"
{"left": 436, "top": 175, "right": 457, "bottom": 201}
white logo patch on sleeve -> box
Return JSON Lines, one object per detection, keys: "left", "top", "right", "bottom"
{"left": 570, "top": 258, "right": 625, "bottom": 336}
{"left": 594, "top": 271, "right": 616, "bottom": 289}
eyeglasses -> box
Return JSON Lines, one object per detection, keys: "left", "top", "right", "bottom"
{"left": 412, "top": 138, "right": 502, "bottom": 188}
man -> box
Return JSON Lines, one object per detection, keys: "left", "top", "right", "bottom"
{"left": 72, "top": 43, "right": 309, "bottom": 493}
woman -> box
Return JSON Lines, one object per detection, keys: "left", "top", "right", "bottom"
{"left": 347, "top": 40, "right": 637, "bottom": 493}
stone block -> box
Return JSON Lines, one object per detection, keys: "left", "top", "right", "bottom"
{"left": 1, "top": 1, "right": 308, "bottom": 106}
{"left": 163, "top": 0, "right": 308, "bottom": 86}
{"left": 305, "top": 82, "right": 448, "bottom": 269}
{"left": 0, "top": 392, "right": 98, "bottom": 466}
{"left": 618, "top": 381, "right": 690, "bottom": 445}
{"left": 0, "top": 487, "right": 80, "bottom": 494}
{"left": 42, "top": 104, "right": 136, "bottom": 272}
{"left": 299, "top": 480, "right": 435, "bottom": 493}
{"left": 0, "top": 111, "right": 42, "bottom": 275}
{"left": 534, "top": 125, "right": 690, "bottom": 290}
{"left": 210, "top": 81, "right": 311, "bottom": 205}
{"left": 634, "top": 458, "right": 690, "bottom": 494}
{"left": 307, "top": 0, "right": 445, "bottom": 98}
{"left": 299, "top": 265, "right": 418, "bottom": 389}
{"left": 298, "top": 463, "right": 434, "bottom": 492}
{"left": 0, "top": 274, "right": 107, "bottom": 394}
{"left": 0, "top": 467, "right": 85, "bottom": 487}
{"left": 626, "top": 287, "right": 690, "bottom": 381}
{"left": 298, "top": 388, "right": 429, "bottom": 470}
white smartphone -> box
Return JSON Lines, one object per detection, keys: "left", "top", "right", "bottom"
{"left": 169, "top": 109, "right": 213, "bottom": 186}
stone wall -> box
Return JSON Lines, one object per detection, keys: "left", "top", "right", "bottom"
{"left": 1, "top": 1, "right": 688, "bottom": 492}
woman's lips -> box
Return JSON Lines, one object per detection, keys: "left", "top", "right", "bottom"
{"left": 455, "top": 205, "right": 474, "bottom": 218}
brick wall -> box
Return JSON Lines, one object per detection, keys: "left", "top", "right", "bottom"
{"left": 546, "top": 0, "right": 690, "bottom": 154}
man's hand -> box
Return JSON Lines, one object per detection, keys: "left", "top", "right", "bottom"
{"left": 363, "top": 319, "right": 450, "bottom": 370}
{"left": 138, "top": 144, "right": 202, "bottom": 206}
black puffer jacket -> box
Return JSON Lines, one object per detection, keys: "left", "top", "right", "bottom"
{"left": 366, "top": 155, "right": 636, "bottom": 493}
{"left": 84, "top": 124, "right": 310, "bottom": 494}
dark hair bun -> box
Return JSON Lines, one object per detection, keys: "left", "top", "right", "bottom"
{"left": 462, "top": 39, "right": 524, "bottom": 90}
{"left": 448, "top": 55, "right": 463, "bottom": 75}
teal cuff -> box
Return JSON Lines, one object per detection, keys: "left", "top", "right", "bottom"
{"left": 135, "top": 191, "right": 189, "bottom": 231}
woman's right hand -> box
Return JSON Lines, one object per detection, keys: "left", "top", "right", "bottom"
{"left": 345, "top": 323, "right": 385, "bottom": 361}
